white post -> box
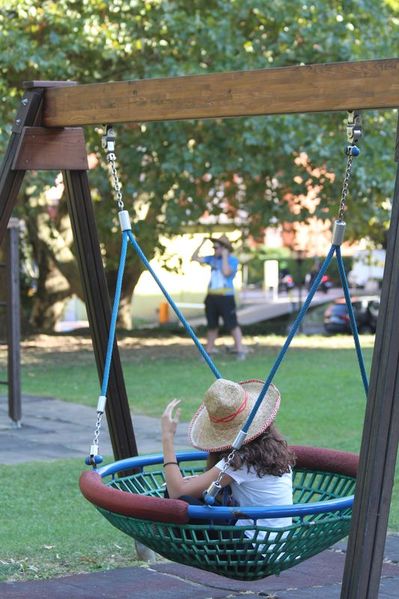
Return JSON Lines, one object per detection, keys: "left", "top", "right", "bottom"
{"left": 263, "top": 260, "right": 279, "bottom": 301}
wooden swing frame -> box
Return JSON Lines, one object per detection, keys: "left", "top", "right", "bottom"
{"left": 0, "top": 58, "right": 398, "bottom": 598}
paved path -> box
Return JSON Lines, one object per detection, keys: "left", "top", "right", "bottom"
{"left": 57, "top": 287, "right": 344, "bottom": 332}
{"left": 188, "top": 287, "right": 344, "bottom": 328}
{"left": 0, "top": 537, "right": 398, "bottom": 598}
{"left": 0, "top": 394, "right": 191, "bottom": 463}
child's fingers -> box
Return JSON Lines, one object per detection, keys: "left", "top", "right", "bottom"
{"left": 163, "top": 398, "right": 181, "bottom": 419}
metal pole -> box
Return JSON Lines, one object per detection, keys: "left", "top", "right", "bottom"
{"left": 6, "top": 218, "right": 21, "bottom": 425}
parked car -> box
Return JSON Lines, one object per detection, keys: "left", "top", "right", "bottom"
{"left": 323, "top": 296, "right": 380, "bottom": 334}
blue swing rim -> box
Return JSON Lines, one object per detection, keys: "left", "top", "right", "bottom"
{"left": 95, "top": 449, "right": 355, "bottom": 521}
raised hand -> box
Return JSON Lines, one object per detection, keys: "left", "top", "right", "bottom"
{"left": 161, "top": 398, "right": 181, "bottom": 438}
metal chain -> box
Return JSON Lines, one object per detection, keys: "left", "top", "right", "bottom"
{"left": 337, "top": 153, "right": 354, "bottom": 221}
{"left": 92, "top": 412, "right": 104, "bottom": 451}
{"left": 85, "top": 125, "right": 124, "bottom": 465}
{"left": 102, "top": 126, "right": 125, "bottom": 210}
{"left": 205, "top": 447, "right": 237, "bottom": 502}
{"left": 337, "top": 110, "right": 362, "bottom": 222}
{"left": 218, "top": 447, "right": 236, "bottom": 481}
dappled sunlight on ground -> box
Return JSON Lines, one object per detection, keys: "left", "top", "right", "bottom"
{"left": 0, "top": 332, "right": 376, "bottom": 368}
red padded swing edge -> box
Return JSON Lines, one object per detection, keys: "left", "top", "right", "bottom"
{"left": 79, "top": 470, "right": 190, "bottom": 523}
{"left": 79, "top": 446, "right": 358, "bottom": 522}
{"left": 292, "top": 445, "right": 358, "bottom": 477}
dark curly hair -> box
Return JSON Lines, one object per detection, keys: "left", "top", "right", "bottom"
{"left": 207, "top": 424, "right": 296, "bottom": 477}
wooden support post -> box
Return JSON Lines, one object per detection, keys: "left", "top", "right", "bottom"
{"left": 62, "top": 169, "right": 138, "bottom": 461}
{"left": 0, "top": 81, "right": 78, "bottom": 238}
{"left": 6, "top": 218, "right": 21, "bottom": 424}
{"left": 0, "top": 82, "right": 138, "bottom": 460}
{"left": 341, "top": 116, "right": 399, "bottom": 598}
{"left": 0, "top": 89, "right": 44, "bottom": 242}
{"left": 0, "top": 90, "right": 43, "bottom": 422}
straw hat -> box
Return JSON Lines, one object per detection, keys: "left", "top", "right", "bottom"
{"left": 210, "top": 235, "right": 233, "bottom": 252}
{"left": 188, "top": 378, "right": 280, "bottom": 452}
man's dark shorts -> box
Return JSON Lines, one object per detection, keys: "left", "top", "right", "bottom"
{"left": 205, "top": 294, "right": 238, "bottom": 331}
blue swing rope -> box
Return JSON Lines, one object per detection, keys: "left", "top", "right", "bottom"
{"left": 240, "top": 243, "right": 369, "bottom": 438}
{"left": 240, "top": 244, "right": 336, "bottom": 435}
{"left": 87, "top": 116, "right": 368, "bottom": 468}
{"left": 126, "top": 229, "right": 222, "bottom": 379}
{"left": 336, "top": 245, "right": 369, "bottom": 395}
{"left": 96, "top": 225, "right": 222, "bottom": 406}
{"left": 100, "top": 232, "right": 129, "bottom": 397}
{"left": 237, "top": 113, "right": 366, "bottom": 444}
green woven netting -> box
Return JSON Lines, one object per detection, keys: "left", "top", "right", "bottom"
{"left": 97, "top": 465, "right": 355, "bottom": 580}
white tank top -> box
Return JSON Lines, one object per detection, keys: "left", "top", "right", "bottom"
{"left": 216, "top": 458, "right": 293, "bottom": 544}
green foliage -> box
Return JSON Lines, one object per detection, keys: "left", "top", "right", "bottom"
{"left": 0, "top": 1, "right": 398, "bottom": 327}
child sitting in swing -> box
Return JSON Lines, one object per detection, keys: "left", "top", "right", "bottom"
{"left": 161, "top": 378, "right": 295, "bottom": 538}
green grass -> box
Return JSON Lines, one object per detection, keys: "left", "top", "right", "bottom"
{"left": 14, "top": 332, "right": 388, "bottom": 453}
{"left": 19, "top": 334, "right": 372, "bottom": 421}
{"left": 0, "top": 459, "right": 140, "bottom": 582}
{"left": 0, "top": 332, "right": 398, "bottom": 582}
{"left": 18, "top": 334, "right": 374, "bottom": 452}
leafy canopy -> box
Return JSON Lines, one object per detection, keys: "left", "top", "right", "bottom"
{"left": 1, "top": 0, "right": 398, "bottom": 251}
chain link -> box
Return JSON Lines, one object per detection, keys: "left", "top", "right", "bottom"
{"left": 102, "top": 126, "right": 125, "bottom": 210}
{"left": 205, "top": 447, "right": 237, "bottom": 501}
{"left": 218, "top": 447, "right": 236, "bottom": 480}
{"left": 337, "top": 110, "right": 362, "bottom": 222}
{"left": 92, "top": 412, "right": 104, "bottom": 450}
{"left": 337, "top": 153, "right": 354, "bottom": 221}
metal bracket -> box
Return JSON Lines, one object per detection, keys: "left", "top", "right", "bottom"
{"left": 101, "top": 125, "right": 116, "bottom": 153}
{"left": 12, "top": 94, "right": 33, "bottom": 134}
{"left": 347, "top": 110, "right": 362, "bottom": 144}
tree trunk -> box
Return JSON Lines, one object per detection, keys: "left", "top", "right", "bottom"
{"left": 26, "top": 201, "right": 75, "bottom": 331}
{"left": 106, "top": 256, "right": 143, "bottom": 330}
{"left": 20, "top": 185, "right": 159, "bottom": 332}
{"left": 29, "top": 251, "right": 72, "bottom": 331}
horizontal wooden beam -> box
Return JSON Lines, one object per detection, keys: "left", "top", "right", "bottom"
{"left": 12, "top": 127, "right": 88, "bottom": 171}
{"left": 42, "top": 58, "right": 399, "bottom": 127}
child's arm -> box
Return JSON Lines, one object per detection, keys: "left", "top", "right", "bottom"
{"left": 191, "top": 239, "right": 207, "bottom": 262}
{"left": 161, "top": 399, "right": 232, "bottom": 499}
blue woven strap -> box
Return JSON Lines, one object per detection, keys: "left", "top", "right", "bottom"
{"left": 126, "top": 230, "right": 222, "bottom": 379}
{"left": 100, "top": 232, "right": 129, "bottom": 397}
{"left": 335, "top": 246, "right": 369, "bottom": 396}
{"left": 241, "top": 245, "right": 337, "bottom": 435}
